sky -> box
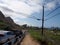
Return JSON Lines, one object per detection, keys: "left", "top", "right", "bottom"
{"left": 0, "top": 0, "right": 60, "bottom": 27}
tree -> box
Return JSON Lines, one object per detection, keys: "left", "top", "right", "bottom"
{"left": 22, "top": 24, "right": 27, "bottom": 29}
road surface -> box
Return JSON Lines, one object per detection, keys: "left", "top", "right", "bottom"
{"left": 21, "top": 33, "right": 40, "bottom": 45}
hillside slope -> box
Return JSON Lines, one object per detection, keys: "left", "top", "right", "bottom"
{"left": 0, "top": 11, "right": 21, "bottom": 30}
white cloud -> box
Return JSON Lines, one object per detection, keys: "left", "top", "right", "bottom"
{"left": 0, "top": 0, "right": 58, "bottom": 18}
{"left": 45, "top": 1, "right": 56, "bottom": 10}
{"left": 0, "top": 0, "right": 60, "bottom": 26}
{"left": 14, "top": 18, "right": 31, "bottom": 26}
{"left": 0, "top": 0, "right": 42, "bottom": 17}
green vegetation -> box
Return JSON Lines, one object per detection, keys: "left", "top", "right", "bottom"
{"left": 45, "top": 30, "right": 60, "bottom": 45}
{"left": 0, "top": 21, "right": 15, "bottom": 31}
{"left": 45, "top": 30, "right": 60, "bottom": 40}
{"left": 29, "top": 29, "right": 60, "bottom": 45}
{"left": 29, "top": 30, "right": 42, "bottom": 41}
{"left": 0, "top": 21, "right": 8, "bottom": 30}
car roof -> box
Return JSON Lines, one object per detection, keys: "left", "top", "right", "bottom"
{"left": 0, "top": 30, "right": 10, "bottom": 34}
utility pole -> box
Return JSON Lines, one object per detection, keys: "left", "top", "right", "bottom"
{"left": 42, "top": 5, "right": 44, "bottom": 36}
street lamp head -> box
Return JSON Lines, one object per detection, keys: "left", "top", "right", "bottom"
{"left": 37, "top": 19, "right": 41, "bottom": 20}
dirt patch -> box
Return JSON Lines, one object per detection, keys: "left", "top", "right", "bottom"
{"left": 21, "top": 33, "right": 40, "bottom": 45}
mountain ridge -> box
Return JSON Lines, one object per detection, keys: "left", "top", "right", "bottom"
{"left": 0, "top": 11, "right": 21, "bottom": 30}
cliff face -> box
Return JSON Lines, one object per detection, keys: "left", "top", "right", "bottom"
{"left": 0, "top": 11, "right": 6, "bottom": 22}
{"left": 6, "top": 17, "right": 14, "bottom": 23}
{"left": 0, "top": 11, "right": 21, "bottom": 30}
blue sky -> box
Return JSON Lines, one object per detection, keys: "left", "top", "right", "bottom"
{"left": 0, "top": 0, "right": 60, "bottom": 27}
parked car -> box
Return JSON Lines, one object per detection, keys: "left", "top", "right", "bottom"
{"left": 0, "top": 30, "right": 15, "bottom": 44}
{"left": 11, "top": 30, "right": 23, "bottom": 36}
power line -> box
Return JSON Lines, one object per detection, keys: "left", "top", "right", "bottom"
{"left": 46, "top": 6, "right": 60, "bottom": 17}
{"left": 15, "top": 11, "right": 41, "bottom": 20}
{"left": 45, "top": 13, "right": 60, "bottom": 21}
{"left": 29, "top": 16, "right": 41, "bottom": 20}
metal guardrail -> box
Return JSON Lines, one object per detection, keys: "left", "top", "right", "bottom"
{"left": 0, "top": 31, "right": 26, "bottom": 45}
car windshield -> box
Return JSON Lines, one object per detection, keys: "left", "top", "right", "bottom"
{"left": 7, "top": 32, "right": 14, "bottom": 35}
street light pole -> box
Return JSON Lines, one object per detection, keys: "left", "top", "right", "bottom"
{"left": 42, "top": 5, "right": 44, "bottom": 36}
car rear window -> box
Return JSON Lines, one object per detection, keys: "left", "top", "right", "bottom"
{"left": 0, "top": 34, "right": 4, "bottom": 37}
{"left": 7, "top": 32, "right": 14, "bottom": 35}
